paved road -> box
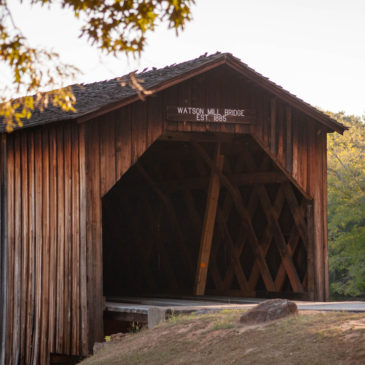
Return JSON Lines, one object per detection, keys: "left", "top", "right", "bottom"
{"left": 107, "top": 296, "right": 365, "bottom": 313}
{"left": 296, "top": 301, "right": 365, "bottom": 312}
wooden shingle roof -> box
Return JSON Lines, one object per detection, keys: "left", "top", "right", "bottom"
{"left": 3, "top": 52, "right": 346, "bottom": 134}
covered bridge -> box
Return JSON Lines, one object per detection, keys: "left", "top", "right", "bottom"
{"left": 0, "top": 53, "right": 346, "bottom": 364}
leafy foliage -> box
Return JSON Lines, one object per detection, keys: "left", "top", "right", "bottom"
{"left": 327, "top": 112, "right": 365, "bottom": 297}
{"left": 0, "top": 0, "right": 194, "bottom": 131}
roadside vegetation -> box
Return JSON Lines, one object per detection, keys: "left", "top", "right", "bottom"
{"left": 327, "top": 112, "right": 365, "bottom": 299}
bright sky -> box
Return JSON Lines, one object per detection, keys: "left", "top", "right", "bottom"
{"left": 8, "top": 0, "right": 365, "bottom": 116}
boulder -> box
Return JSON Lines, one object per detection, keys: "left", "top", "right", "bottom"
{"left": 239, "top": 299, "right": 298, "bottom": 324}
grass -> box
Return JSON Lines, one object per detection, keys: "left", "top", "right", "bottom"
{"left": 80, "top": 310, "right": 365, "bottom": 365}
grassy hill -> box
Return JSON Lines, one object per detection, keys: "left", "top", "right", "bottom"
{"left": 80, "top": 310, "right": 365, "bottom": 365}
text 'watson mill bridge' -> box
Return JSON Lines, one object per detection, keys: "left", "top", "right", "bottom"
{"left": 0, "top": 53, "right": 346, "bottom": 364}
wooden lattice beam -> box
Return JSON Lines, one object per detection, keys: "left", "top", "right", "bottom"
{"left": 256, "top": 184, "right": 304, "bottom": 292}
{"left": 247, "top": 186, "right": 285, "bottom": 290}
{"left": 200, "top": 153, "right": 245, "bottom": 292}
{"left": 193, "top": 142, "right": 276, "bottom": 292}
{"left": 207, "top": 253, "right": 225, "bottom": 292}
{"left": 222, "top": 185, "right": 260, "bottom": 291}
{"left": 204, "top": 152, "right": 247, "bottom": 291}
{"left": 283, "top": 182, "right": 308, "bottom": 246}
{"left": 274, "top": 198, "right": 308, "bottom": 291}
{"left": 194, "top": 144, "right": 224, "bottom": 296}
{"left": 242, "top": 148, "right": 306, "bottom": 293}
{"left": 216, "top": 209, "right": 251, "bottom": 294}
{"left": 221, "top": 224, "right": 246, "bottom": 291}
{"left": 274, "top": 224, "right": 300, "bottom": 291}
{"left": 218, "top": 156, "right": 270, "bottom": 292}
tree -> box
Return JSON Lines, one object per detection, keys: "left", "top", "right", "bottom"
{"left": 326, "top": 111, "right": 365, "bottom": 298}
{"left": 0, "top": 0, "right": 195, "bottom": 131}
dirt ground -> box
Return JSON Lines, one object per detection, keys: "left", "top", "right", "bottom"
{"left": 80, "top": 310, "right": 365, "bottom": 365}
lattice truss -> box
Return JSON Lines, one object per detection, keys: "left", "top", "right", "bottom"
{"left": 102, "top": 137, "right": 310, "bottom": 298}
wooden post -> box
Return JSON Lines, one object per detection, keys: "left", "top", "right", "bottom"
{"left": 0, "top": 134, "right": 7, "bottom": 365}
{"left": 322, "top": 132, "right": 329, "bottom": 301}
{"left": 194, "top": 144, "right": 224, "bottom": 296}
{"left": 306, "top": 203, "right": 315, "bottom": 300}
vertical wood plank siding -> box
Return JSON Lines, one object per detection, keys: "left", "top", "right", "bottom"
{"left": 4, "top": 123, "right": 88, "bottom": 364}
{"left": 3, "top": 66, "right": 329, "bottom": 363}
{"left": 0, "top": 135, "right": 7, "bottom": 365}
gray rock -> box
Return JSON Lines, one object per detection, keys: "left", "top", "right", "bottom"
{"left": 239, "top": 299, "right": 298, "bottom": 324}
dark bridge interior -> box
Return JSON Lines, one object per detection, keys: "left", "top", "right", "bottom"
{"left": 102, "top": 136, "right": 309, "bottom": 300}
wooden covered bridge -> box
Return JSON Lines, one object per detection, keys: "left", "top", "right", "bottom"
{"left": 0, "top": 53, "right": 346, "bottom": 364}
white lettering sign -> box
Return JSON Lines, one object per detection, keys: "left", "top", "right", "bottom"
{"left": 167, "top": 106, "right": 248, "bottom": 123}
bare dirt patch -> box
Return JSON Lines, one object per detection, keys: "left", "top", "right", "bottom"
{"left": 80, "top": 310, "right": 365, "bottom": 365}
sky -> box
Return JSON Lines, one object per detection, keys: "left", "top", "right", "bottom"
{"left": 7, "top": 0, "right": 365, "bottom": 116}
